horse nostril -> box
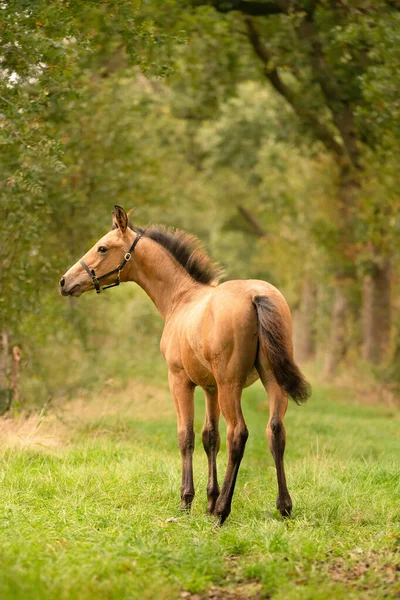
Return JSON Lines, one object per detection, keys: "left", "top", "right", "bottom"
{"left": 60, "top": 277, "right": 65, "bottom": 287}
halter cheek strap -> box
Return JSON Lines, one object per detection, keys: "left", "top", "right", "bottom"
{"left": 79, "top": 231, "right": 144, "bottom": 294}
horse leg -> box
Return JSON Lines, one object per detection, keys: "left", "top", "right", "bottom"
{"left": 201, "top": 387, "right": 220, "bottom": 514}
{"left": 262, "top": 375, "right": 292, "bottom": 517}
{"left": 168, "top": 370, "right": 196, "bottom": 510}
{"left": 214, "top": 385, "right": 248, "bottom": 524}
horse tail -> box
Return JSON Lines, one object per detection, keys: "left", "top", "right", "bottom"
{"left": 253, "top": 295, "right": 311, "bottom": 404}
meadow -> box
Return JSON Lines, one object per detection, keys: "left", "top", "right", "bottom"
{"left": 0, "top": 379, "right": 398, "bottom": 600}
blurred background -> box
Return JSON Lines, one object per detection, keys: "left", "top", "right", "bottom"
{"left": 1, "top": 0, "right": 400, "bottom": 413}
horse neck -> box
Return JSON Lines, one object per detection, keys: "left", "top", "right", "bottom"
{"left": 126, "top": 237, "right": 200, "bottom": 320}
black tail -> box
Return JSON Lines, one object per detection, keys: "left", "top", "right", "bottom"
{"left": 253, "top": 295, "right": 311, "bottom": 404}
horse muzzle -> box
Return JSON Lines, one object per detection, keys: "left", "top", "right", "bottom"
{"left": 59, "top": 276, "right": 84, "bottom": 297}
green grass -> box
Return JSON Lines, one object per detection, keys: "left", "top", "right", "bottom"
{"left": 0, "top": 382, "right": 399, "bottom": 599}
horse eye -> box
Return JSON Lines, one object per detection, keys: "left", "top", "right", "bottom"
{"left": 98, "top": 246, "right": 108, "bottom": 254}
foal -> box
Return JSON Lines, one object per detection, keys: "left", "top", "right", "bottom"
{"left": 60, "top": 206, "right": 310, "bottom": 524}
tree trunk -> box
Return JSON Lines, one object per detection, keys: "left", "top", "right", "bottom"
{"left": 0, "top": 331, "right": 9, "bottom": 388}
{"left": 323, "top": 281, "right": 349, "bottom": 378}
{"left": 295, "top": 277, "right": 317, "bottom": 363}
{"left": 0, "top": 331, "right": 10, "bottom": 415}
{"left": 244, "top": 13, "right": 362, "bottom": 376}
{"left": 362, "top": 259, "right": 391, "bottom": 363}
{"left": 10, "top": 346, "right": 21, "bottom": 404}
{"left": 323, "top": 163, "right": 359, "bottom": 377}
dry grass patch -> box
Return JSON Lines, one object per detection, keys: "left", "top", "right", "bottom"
{"left": 0, "top": 380, "right": 172, "bottom": 450}
{"left": 59, "top": 379, "right": 172, "bottom": 423}
{"left": 0, "top": 412, "right": 69, "bottom": 450}
{"left": 180, "top": 581, "right": 263, "bottom": 600}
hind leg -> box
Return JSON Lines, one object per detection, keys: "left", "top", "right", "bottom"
{"left": 266, "top": 382, "right": 292, "bottom": 517}
{"left": 257, "top": 361, "right": 292, "bottom": 517}
{"left": 214, "top": 384, "right": 248, "bottom": 524}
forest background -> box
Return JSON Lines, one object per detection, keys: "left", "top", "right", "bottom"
{"left": 1, "top": 0, "right": 400, "bottom": 412}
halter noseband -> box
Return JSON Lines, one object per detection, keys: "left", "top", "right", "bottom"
{"left": 79, "top": 231, "right": 144, "bottom": 294}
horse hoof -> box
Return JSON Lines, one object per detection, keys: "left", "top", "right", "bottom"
{"left": 214, "top": 503, "right": 230, "bottom": 525}
{"left": 180, "top": 499, "right": 193, "bottom": 511}
{"left": 206, "top": 498, "right": 219, "bottom": 516}
{"left": 279, "top": 506, "right": 292, "bottom": 518}
{"left": 276, "top": 495, "right": 292, "bottom": 517}
{"left": 180, "top": 494, "right": 194, "bottom": 512}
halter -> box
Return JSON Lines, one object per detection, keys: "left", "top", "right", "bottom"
{"left": 79, "top": 231, "right": 144, "bottom": 294}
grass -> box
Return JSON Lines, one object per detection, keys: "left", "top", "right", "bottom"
{"left": 0, "top": 380, "right": 399, "bottom": 599}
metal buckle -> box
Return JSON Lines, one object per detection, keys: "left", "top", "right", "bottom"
{"left": 91, "top": 274, "right": 100, "bottom": 294}
{"left": 124, "top": 252, "right": 131, "bottom": 261}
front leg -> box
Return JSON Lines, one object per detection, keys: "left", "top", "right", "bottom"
{"left": 168, "top": 370, "right": 196, "bottom": 510}
{"left": 202, "top": 387, "right": 220, "bottom": 514}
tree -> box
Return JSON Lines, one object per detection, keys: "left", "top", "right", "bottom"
{"left": 0, "top": 0, "right": 180, "bottom": 332}
{"left": 192, "top": 0, "right": 400, "bottom": 372}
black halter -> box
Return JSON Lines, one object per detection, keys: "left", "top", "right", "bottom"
{"left": 79, "top": 231, "right": 144, "bottom": 294}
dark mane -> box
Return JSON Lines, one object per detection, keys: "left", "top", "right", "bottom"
{"left": 131, "top": 224, "right": 223, "bottom": 285}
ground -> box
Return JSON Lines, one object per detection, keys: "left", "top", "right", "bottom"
{"left": 0, "top": 380, "right": 398, "bottom": 599}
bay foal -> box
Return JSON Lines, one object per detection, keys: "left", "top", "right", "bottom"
{"left": 60, "top": 206, "right": 310, "bottom": 524}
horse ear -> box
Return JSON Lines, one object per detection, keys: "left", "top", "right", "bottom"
{"left": 112, "top": 205, "right": 128, "bottom": 233}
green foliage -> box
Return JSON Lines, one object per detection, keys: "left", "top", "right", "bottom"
{"left": 0, "top": 0, "right": 181, "bottom": 330}
{"left": 17, "top": 286, "right": 164, "bottom": 412}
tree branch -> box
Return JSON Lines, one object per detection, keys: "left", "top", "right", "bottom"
{"left": 296, "top": 16, "right": 361, "bottom": 169}
{"left": 244, "top": 17, "right": 346, "bottom": 159}
{"left": 207, "top": 1, "right": 286, "bottom": 16}
{"left": 238, "top": 206, "right": 267, "bottom": 238}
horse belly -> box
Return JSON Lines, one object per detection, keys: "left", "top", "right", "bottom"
{"left": 184, "top": 358, "right": 258, "bottom": 390}
{"left": 243, "top": 367, "right": 259, "bottom": 388}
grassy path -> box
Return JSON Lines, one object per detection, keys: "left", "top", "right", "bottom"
{"left": 0, "top": 382, "right": 399, "bottom": 599}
